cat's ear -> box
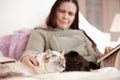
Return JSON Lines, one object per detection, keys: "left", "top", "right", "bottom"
{"left": 45, "top": 49, "right": 53, "bottom": 59}
{"left": 60, "top": 50, "right": 64, "bottom": 56}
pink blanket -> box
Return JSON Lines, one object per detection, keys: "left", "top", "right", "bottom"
{"left": 0, "top": 29, "right": 32, "bottom": 60}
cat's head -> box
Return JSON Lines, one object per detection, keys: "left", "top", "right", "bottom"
{"left": 37, "top": 49, "right": 66, "bottom": 73}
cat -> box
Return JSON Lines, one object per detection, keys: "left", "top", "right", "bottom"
{"left": 64, "top": 51, "right": 100, "bottom": 71}
{"left": 34, "top": 49, "right": 65, "bottom": 74}
{"left": 0, "top": 61, "right": 33, "bottom": 78}
{"left": 0, "top": 49, "right": 66, "bottom": 78}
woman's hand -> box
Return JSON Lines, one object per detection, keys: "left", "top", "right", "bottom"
{"left": 104, "top": 46, "right": 113, "bottom": 54}
{"left": 21, "top": 55, "right": 39, "bottom": 69}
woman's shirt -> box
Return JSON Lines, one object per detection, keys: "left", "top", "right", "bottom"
{"left": 22, "top": 27, "right": 101, "bottom": 62}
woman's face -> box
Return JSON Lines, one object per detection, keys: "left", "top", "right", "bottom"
{"left": 55, "top": 2, "right": 77, "bottom": 29}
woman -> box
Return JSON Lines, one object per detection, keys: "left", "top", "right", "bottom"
{"left": 21, "top": 0, "right": 111, "bottom": 69}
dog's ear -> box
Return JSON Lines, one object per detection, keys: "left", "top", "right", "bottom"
{"left": 89, "top": 62, "right": 100, "bottom": 70}
{"left": 64, "top": 51, "right": 79, "bottom": 58}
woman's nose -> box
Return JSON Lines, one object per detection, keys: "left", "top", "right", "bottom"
{"left": 63, "top": 13, "right": 69, "bottom": 19}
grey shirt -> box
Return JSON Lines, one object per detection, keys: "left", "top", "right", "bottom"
{"left": 22, "top": 27, "right": 101, "bottom": 62}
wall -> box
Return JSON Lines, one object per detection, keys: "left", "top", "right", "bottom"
{"left": 103, "top": 0, "right": 120, "bottom": 41}
{"left": 0, "top": 0, "right": 55, "bottom": 36}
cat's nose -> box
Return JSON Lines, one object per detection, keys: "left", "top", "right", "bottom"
{"left": 60, "top": 64, "right": 65, "bottom": 69}
{"left": 62, "top": 65, "right": 66, "bottom": 69}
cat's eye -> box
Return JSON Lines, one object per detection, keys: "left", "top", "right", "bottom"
{"left": 57, "top": 62, "right": 60, "bottom": 64}
{"left": 46, "top": 57, "right": 50, "bottom": 60}
{"left": 52, "top": 54, "right": 57, "bottom": 57}
{"left": 57, "top": 61, "right": 62, "bottom": 66}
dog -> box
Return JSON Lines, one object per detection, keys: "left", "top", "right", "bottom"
{"left": 64, "top": 51, "right": 100, "bottom": 71}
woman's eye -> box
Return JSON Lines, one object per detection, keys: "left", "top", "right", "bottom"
{"left": 69, "top": 12, "right": 75, "bottom": 16}
{"left": 59, "top": 9, "right": 65, "bottom": 13}
{"left": 58, "top": 8, "right": 65, "bottom": 13}
{"left": 58, "top": 9, "right": 75, "bottom": 16}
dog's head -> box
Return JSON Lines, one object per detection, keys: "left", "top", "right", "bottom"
{"left": 64, "top": 51, "right": 100, "bottom": 71}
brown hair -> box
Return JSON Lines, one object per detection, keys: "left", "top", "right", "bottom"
{"left": 46, "top": 0, "right": 97, "bottom": 51}
{"left": 46, "top": 0, "right": 79, "bottom": 29}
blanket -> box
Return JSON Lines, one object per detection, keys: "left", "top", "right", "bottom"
{"left": 0, "top": 29, "right": 32, "bottom": 60}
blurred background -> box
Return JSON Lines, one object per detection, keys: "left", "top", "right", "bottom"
{"left": 78, "top": 0, "right": 120, "bottom": 43}
{"left": 0, "top": 0, "right": 119, "bottom": 53}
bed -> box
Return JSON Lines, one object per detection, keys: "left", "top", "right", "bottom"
{"left": 0, "top": 0, "right": 120, "bottom": 80}
{"left": 2, "top": 71, "right": 120, "bottom": 80}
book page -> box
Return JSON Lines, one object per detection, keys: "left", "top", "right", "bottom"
{"left": 97, "top": 44, "right": 120, "bottom": 63}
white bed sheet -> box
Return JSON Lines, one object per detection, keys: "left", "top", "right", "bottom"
{"left": 2, "top": 71, "right": 120, "bottom": 80}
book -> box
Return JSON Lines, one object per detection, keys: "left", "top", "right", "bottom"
{"left": 97, "top": 44, "right": 120, "bottom": 63}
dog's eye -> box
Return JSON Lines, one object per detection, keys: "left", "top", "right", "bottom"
{"left": 76, "top": 62, "right": 82, "bottom": 65}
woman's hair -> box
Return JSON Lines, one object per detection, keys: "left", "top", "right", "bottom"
{"left": 46, "top": 0, "right": 97, "bottom": 50}
{"left": 46, "top": 0, "right": 79, "bottom": 29}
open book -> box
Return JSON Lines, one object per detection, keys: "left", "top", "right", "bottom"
{"left": 97, "top": 44, "right": 120, "bottom": 63}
